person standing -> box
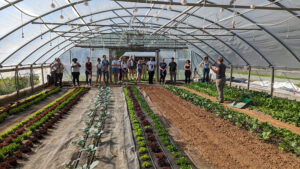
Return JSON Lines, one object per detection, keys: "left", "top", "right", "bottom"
{"left": 127, "top": 55, "right": 135, "bottom": 81}
{"left": 85, "top": 57, "right": 92, "bottom": 86}
{"left": 200, "top": 56, "right": 211, "bottom": 83}
{"left": 168, "top": 57, "right": 177, "bottom": 85}
{"left": 111, "top": 56, "right": 120, "bottom": 84}
{"left": 142, "top": 59, "right": 147, "bottom": 80}
{"left": 96, "top": 58, "right": 102, "bottom": 85}
{"left": 159, "top": 58, "right": 167, "bottom": 84}
{"left": 102, "top": 55, "right": 109, "bottom": 84}
{"left": 147, "top": 57, "right": 156, "bottom": 84}
{"left": 136, "top": 60, "right": 143, "bottom": 83}
{"left": 71, "top": 58, "right": 81, "bottom": 86}
{"left": 210, "top": 57, "right": 226, "bottom": 103}
{"left": 184, "top": 60, "right": 192, "bottom": 84}
{"left": 53, "top": 58, "right": 64, "bottom": 87}
{"left": 118, "top": 56, "right": 123, "bottom": 82}
{"left": 121, "top": 57, "right": 128, "bottom": 82}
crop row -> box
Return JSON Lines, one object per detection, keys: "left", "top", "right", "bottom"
{"left": 0, "top": 87, "right": 61, "bottom": 123}
{"left": 185, "top": 82, "right": 300, "bottom": 126}
{"left": 65, "top": 86, "right": 110, "bottom": 169}
{"left": 128, "top": 86, "right": 193, "bottom": 169}
{"left": 124, "top": 87, "right": 153, "bottom": 168}
{"left": 165, "top": 85, "right": 300, "bottom": 157}
{"left": 0, "top": 87, "right": 89, "bottom": 168}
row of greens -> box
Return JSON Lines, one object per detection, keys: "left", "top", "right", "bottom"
{"left": 0, "top": 87, "right": 61, "bottom": 123}
{"left": 165, "top": 85, "right": 300, "bottom": 157}
{"left": 0, "top": 87, "right": 89, "bottom": 167}
{"left": 124, "top": 88, "right": 152, "bottom": 168}
{"left": 65, "top": 86, "right": 111, "bottom": 169}
{"left": 130, "top": 86, "right": 193, "bottom": 169}
{"left": 185, "top": 82, "right": 300, "bottom": 126}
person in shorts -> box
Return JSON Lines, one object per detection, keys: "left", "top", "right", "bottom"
{"left": 85, "top": 57, "right": 92, "bottom": 86}
{"left": 96, "top": 58, "right": 102, "bottom": 85}
{"left": 102, "top": 55, "right": 109, "bottom": 84}
{"left": 136, "top": 60, "right": 143, "bottom": 83}
{"left": 111, "top": 56, "right": 120, "bottom": 84}
{"left": 159, "top": 58, "right": 167, "bottom": 84}
{"left": 127, "top": 55, "right": 135, "bottom": 80}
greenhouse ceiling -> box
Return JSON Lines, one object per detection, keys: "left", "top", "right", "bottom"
{"left": 1, "top": 0, "right": 300, "bottom": 68}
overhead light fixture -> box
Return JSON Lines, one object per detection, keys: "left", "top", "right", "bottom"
{"left": 250, "top": 5, "right": 255, "bottom": 9}
{"left": 181, "top": 0, "right": 187, "bottom": 5}
{"left": 60, "top": 15, "right": 64, "bottom": 19}
{"left": 84, "top": 0, "right": 88, "bottom": 6}
{"left": 220, "top": 8, "right": 224, "bottom": 13}
{"left": 167, "top": 5, "right": 172, "bottom": 11}
{"left": 51, "top": 0, "right": 55, "bottom": 8}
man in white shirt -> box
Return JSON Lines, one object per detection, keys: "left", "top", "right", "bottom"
{"left": 147, "top": 57, "right": 156, "bottom": 84}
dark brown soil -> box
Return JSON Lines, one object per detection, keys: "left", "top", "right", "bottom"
{"left": 141, "top": 86, "right": 300, "bottom": 169}
{"left": 179, "top": 86, "right": 300, "bottom": 135}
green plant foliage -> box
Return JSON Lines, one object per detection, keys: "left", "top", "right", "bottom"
{"left": 165, "top": 85, "right": 300, "bottom": 155}
{"left": 141, "top": 161, "right": 151, "bottom": 168}
{"left": 138, "top": 147, "right": 147, "bottom": 154}
{"left": 138, "top": 140, "right": 146, "bottom": 147}
{"left": 185, "top": 82, "right": 300, "bottom": 126}
{"left": 176, "top": 157, "right": 190, "bottom": 165}
{"left": 140, "top": 154, "right": 150, "bottom": 161}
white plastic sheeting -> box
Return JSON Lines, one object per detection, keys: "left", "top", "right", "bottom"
{"left": 0, "top": 0, "right": 299, "bottom": 68}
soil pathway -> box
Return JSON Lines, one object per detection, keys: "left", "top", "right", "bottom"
{"left": 0, "top": 88, "right": 68, "bottom": 134}
{"left": 179, "top": 86, "right": 300, "bottom": 135}
{"left": 141, "top": 86, "right": 300, "bottom": 169}
{"left": 94, "top": 87, "right": 139, "bottom": 169}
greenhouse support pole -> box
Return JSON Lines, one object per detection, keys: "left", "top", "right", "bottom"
{"left": 30, "top": 64, "right": 34, "bottom": 92}
{"left": 41, "top": 64, "right": 45, "bottom": 86}
{"left": 155, "top": 49, "right": 160, "bottom": 82}
{"left": 15, "top": 65, "right": 20, "bottom": 98}
{"left": 270, "top": 67, "right": 275, "bottom": 96}
{"left": 247, "top": 66, "right": 251, "bottom": 90}
{"left": 229, "top": 65, "right": 233, "bottom": 87}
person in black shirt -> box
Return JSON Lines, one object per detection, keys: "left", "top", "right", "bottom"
{"left": 210, "top": 57, "right": 226, "bottom": 103}
{"left": 159, "top": 58, "right": 167, "bottom": 84}
{"left": 168, "top": 57, "right": 177, "bottom": 84}
{"left": 184, "top": 60, "right": 192, "bottom": 83}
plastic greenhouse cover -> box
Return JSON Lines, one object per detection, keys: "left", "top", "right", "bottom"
{"left": 0, "top": 0, "right": 299, "bottom": 69}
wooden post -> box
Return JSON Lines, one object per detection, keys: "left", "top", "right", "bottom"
{"left": 155, "top": 49, "right": 160, "bottom": 82}
{"left": 15, "top": 65, "right": 20, "bottom": 98}
{"left": 30, "top": 64, "right": 34, "bottom": 92}
{"left": 229, "top": 65, "right": 233, "bottom": 87}
{"left": 109, "top": 49, "right": 113, "bottom": 83}
{"left": 270, "top": 67, "right": 275, "bottom": 96}
{"left": 247, "top": 66, "right": 251, "bottom": 90}
{"left": 41, "top": 64, "right": 45, "bottom": 86}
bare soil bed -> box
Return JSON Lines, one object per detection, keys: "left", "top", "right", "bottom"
{"left": 179, "top": 86, "right": 300, "bottom": 135}
{"left": 141, "top": 86, "right": 300, "bottom": 169}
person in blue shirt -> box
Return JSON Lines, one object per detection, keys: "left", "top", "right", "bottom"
{"left": 102, "top": 55, "right": 109, "bottom": 84}
{"left": 159, "top": 58, "right": 167, "bottom": 84}
{"left": 200, "top": 56, "right": 212, "bottom": 83}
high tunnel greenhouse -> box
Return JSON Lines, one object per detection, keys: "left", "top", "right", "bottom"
{"left": 0, "top": 0, "right": 300, "bottom": 168}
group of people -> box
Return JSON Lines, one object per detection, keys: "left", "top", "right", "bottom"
{"left": 51, "top": 54, "right": 226, "bottom": 103}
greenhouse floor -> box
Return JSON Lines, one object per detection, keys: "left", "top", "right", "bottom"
{"left": 140, "top": 86, "right": 300, "bottom": 169}
{"left": 179, "top": 86, "right": 300, "bottom": 135}
{"left": 17, "top": 87, "right": 138, "bottom": 169}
